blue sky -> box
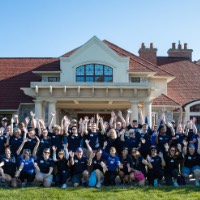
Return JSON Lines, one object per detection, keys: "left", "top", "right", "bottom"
{"left": 0, "top": 0, "right": 200, "bottom": 61}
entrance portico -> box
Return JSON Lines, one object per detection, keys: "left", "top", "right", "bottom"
{"left": 21, "top": 82, "right": 155, "bottom": 126}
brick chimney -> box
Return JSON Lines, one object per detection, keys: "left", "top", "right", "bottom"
{"left": 138, "top": 43, "right": 157, "bottom": 65}
{"left": 167, "top": 42, "right": 193, "bottom": 60}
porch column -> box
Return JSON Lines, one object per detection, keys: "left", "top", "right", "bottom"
{"left": 130, "top": 101, "right": 138, "bottom": 122}
{"left": 34, "top": 100, "right": 43, "bottom": 119}
{"left": 144, "top": 101, "right": 152, "bottom": 127}
{"left": 48, "top": 101, "right": 57, "bottom": 125}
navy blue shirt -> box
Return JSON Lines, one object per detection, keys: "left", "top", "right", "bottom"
{"left": 67, "top": 135, "right": 82, "bottom": 152}
{"left": 72, "top": 155, "right": 88, "bottom": 175}
{"left": 1, "top": 156, "right": 16, "bottom": 176}
{"left": 36, "top": 156, "right": 54, "bottom": 174}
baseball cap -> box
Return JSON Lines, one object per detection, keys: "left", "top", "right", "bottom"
{"left": 76, "top": 147, "right": 83, "bottom": 153}
{"left": 150, "top": 145, "right": 157, "bottom": 151}
{"left": 2, "top": 117, "right": 8, "bottom": 121}
{"left": 129, "top": 129, "right": 135, "bottom": 134}
{"left": 71, "top": 119, "right": 77, "bottom": 124}
{"left": 188, "top": 144, "right": 195, "bottom": 148}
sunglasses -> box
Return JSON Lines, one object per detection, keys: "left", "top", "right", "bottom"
{"left": 44, "top": 152, "right": 50, "bottom": 154}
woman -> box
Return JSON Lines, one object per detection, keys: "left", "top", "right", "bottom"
{"left": 53, "top": 147, "right": 70, "bottom": 189}
{"left": 147, "top": 146, "right": 165, "bottom": 186}
{"left": 118, "top": 147, "right": 131, "bottom": 184}
{"left": 37, "top": 128, "right": 52, "bottom": 157}
{"left": 130, "top": 148, "right": 149, "bottom": 186}
{"left": 0, "top": 148, "right": 17, "bottom": 187}
{"left": 181, "top": 140, "right": 200, "bottom": 186}
{"left": 102, "top": 141, "right": 123, "bottom": 186}
{"left": 15, "top": 149, "right": 36, "bottom": 187}
{"left": 10, "top": 128, "right": 23, "bottom": 157}
{"left": 85, "top": 139, "right": 105, "bottom": 188}
{"left": 164, "top": 144, "right": 184, "bottom": 186}
{"left": 34, "top": 148, "right": 54, "bottom": 187}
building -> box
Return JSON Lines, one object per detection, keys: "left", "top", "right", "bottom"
{"left": 0, "top": 36, "right": 200, "bottom": 127}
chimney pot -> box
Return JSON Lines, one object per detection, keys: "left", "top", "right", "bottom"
{"left": 172, "top": 43, "right": 176, "bottom": 49}
{"left": 141, "top": 43, "right": 145, "bottom": 49}
{"left": 178, "top": 43, "right": 182, "bottom": 49}
{"left": 184, "top": 43, "right": 188, "bottom": 49}
{"left": 150, "top": 43, "right": 153, "bottom": 49}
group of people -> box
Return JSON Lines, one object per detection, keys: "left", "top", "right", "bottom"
{"left": 0, "top": 109, "right": 200, "bottom": 189}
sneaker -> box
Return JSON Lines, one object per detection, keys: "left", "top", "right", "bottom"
{"left": 154, "top": 179, "right": 158, "bottom": 187}
{"left": 173, "top": 181, "right": 179, "bottom": 187}
{"left": 61, "top": 183, "right": 67, "bottom": 189}
{"left": 96, "top": 182, "right": 101, "bottom": 188}
{"left": 21, "top": 182, "right": 26, "bottom": 188}
{"left": 195, "top": 180, "right": 200, "bottom": 186}
{"left": 82, "top": 182, "right": 88, "bottom": 187}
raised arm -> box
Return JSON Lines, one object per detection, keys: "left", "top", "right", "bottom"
{"left": 48, "top": 112, "right": 56, "bottom": 132}
{"left": 126, "top": 109, "right": 131, "bottom": 127}
{"left": 30, "top": 111, "right": 37, "bottom": 129}
{"left": 117, "top": 111, "right": 126, "bottom": 128}
{"left": 32, "top": 136, "right": 40, "bottom": 157}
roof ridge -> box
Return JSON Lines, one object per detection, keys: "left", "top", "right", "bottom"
{"left": 104, "top": 40, "right": 174, "bottom": 76}
{"left": 160, "top": 94, "right": 180, "bottom": 105}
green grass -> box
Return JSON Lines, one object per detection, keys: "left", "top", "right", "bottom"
{"left": 0, "top": 186, "right": 199, "bottom": 200}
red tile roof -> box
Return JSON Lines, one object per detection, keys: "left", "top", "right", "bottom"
{"left": 0, "top": 58, "right": 58, "bottom": 109}
{"left": 152, "top": 94, "right": 180, "bottom": 106}
{"left": 157, "top": 56, "right": 190, "bottom": 66}
{"left": 160, "top": 60, "right": 200, "bottom": 106}
{"left": 103, "top": 40, "right": 173, "bottom": 77}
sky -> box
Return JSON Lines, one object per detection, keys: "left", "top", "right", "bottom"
{"left": 0, "top": 0, "right": 200, "bottom": 61}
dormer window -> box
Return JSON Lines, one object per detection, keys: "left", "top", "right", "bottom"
{"left": 76, "top": 64, "right": 113, "bottom": 82}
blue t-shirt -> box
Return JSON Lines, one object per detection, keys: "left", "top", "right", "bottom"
{"left": 102, "top": 149, "right": 120, "bottom": 171}
{"left": 20, "top": 156, "right": 35, "bottom": 174}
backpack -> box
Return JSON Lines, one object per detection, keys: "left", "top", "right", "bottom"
{"left": 88, "top": 170, "right": 97, "bottom": 187}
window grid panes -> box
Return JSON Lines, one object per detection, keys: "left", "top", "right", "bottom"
{"left": 76, "top": 64, "right": 113, "bottom": 82}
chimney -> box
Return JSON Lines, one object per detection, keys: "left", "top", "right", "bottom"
{"left": 138, "top": 43, "right": 157, "bottom": 65}
{"left": 167, "top": 42, "right": 193, "bottom": 60}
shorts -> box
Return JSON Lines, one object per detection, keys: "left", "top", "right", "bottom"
{"left": 72, "top": 173, "right": 82, "bottom": 184}
{"left": 181, "top": 165, "right": 200, "bottom": 175}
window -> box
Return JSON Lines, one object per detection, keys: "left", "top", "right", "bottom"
{"left": 76, "top": 64, "right": 113, "bottom": 82}
{"left": 42, "top": 77, "right": 60, "bottom": 82}
{"left": 130, "top": 77, "right": 140, "bottom": 83}
{"left": 190, "top": 104, "right": 200, "bottom": 112}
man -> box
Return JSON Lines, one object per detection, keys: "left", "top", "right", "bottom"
{"left": 69, "top": 147, "right": 92, "bottom": 187}
{"left": 1, "top": 117, "right": 8, "bottom": 135}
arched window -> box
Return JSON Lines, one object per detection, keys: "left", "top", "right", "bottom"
{"left": 190, "top": 104, "right": 200, "bottom": 112}
{"left": 76, "top": 64, "right": 113, "bottom": 82}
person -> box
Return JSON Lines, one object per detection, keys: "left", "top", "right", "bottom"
{"left": 67, "top": 126, "right": 83, "bottom": 152}
{"left": 53, "top": 147, "right": 70, "bottom": 189}
{"left": 156, "top": 124, "right": 172, "bottom": 153}
{"left": 118, "top": 147, "right": 131, "bottom": 184}
{"left": 34, "top": 148, "right": 54, "bottom": 187}
{"left": 0, "top": 129, "right": 9, "bottom": 158}
{"left": 102, "top": 141, "right": 123, "bottom": 186}
{"left": 122, "top": 129, "right": 139, "bottom": 154}
{"left": 9, "top": 128, "right": 24, "bottom": 157}
{"left": 138, "top": 123, "right": 152, "bottom": 158}
{"left": 15, "top": 149, "right": 36, "bottom": 187}
{"left": 0, "top": 147, "right": 17, "bottom": 187}
{"left": 147, "top": 146, "right": 165, "bottom": 186}
{"left": 69, "top": 147, "right": 92, "bottom": 187}
{"left": 0, "top": 117, "right": 8, "bottom": 135}
{"left": 181, "top": 140, "right": 200, "bottom": 186}
{"left": 37, "top": 128, "right": 52, "bottom": 157}
{"left": 129, "top": 148, "right": 149, "bottom": 186}
{"left": 163, "top": 144, "right": 184, "bottom": 187}
{"left": 85, "top": 139, "right": 105, "bottom": 188}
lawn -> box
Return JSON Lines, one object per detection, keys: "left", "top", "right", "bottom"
{"left": 0, "top": 186, "right": 199, "bottom": 200}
